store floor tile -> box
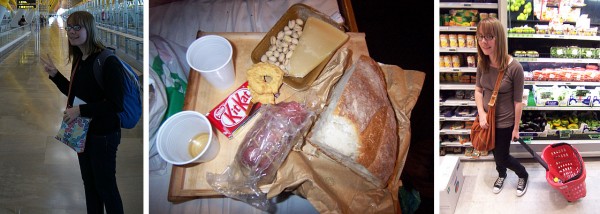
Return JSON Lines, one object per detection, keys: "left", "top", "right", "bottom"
{"left": 455, "top": 158, "right": 600, "bottom": 214}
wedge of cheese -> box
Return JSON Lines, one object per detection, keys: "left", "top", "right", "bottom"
{"left": 287, "top": 17, "right": 349, "bottom": 78}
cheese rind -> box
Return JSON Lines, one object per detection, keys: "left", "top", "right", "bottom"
{"left": 287, "top": 17, "right": 349, "bottom": 78}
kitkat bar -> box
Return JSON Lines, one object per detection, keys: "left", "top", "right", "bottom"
{"left": 207, "top": 82, "right": 261, "bottom": 139}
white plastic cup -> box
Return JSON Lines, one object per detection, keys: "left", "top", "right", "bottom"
{"left": 186, "top": 35, "right": 235, "bottom": 90}
{"left": 156, "top": 111, "right": 220, "bottom": 165}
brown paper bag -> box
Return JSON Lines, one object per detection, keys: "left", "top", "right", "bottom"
{"left": 267, "top": 50, "right": 425, "bottom": 213}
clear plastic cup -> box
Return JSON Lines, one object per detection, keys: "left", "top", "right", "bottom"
{"left": 186, "top": 35, "right": 235, "bottom": 90}
{"left": 156, "top": 111, "right": 220, "bottom": 165}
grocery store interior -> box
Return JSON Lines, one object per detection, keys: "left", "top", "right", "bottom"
{"left": 0, "top": 0, "right": 143, "bottom": 213}
{"left": 438, "top": 0, "right": 600, "bottom": 213}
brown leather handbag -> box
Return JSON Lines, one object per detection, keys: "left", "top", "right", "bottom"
{"left": 471, "top": 69, "right": 505, "bottom": 152}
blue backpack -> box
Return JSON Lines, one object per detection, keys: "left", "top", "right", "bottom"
{"left": 93, "top": 48, "right": 142, "bottom": 129}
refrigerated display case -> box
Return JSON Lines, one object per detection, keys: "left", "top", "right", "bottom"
{"left": 438, "top": 1, "right": 506, "bottom": 159}
{"left": 506, "top": 0, "right": 600, "bottom": 157}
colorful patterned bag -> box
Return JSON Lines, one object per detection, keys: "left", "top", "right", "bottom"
{"left": 55, "top": 117, "right": 91, "bottom": 153}
{"left": 54, "top": 58, "right": 91, "bottom": 153}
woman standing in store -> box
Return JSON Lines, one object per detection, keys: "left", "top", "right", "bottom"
{"left": 474, "top": 17, "right": 528, "bottom": 196}
{"left": 40, "top": 11, "right": 125, "bottom": 214}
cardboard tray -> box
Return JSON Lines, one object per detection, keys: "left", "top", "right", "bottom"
{"left": 250, "top": 3, "right": 347, "bottom": 91}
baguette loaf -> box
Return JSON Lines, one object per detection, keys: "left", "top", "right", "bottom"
{"left": 308, "top": 55, "right": 397, "bottom": 188}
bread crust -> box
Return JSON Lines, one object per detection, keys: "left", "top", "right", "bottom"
{"left": 310, "top": 55, "right": 398, "bottom": 188}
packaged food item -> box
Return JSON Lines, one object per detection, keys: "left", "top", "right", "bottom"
{"left": 536, "top": 25, "right": 549, "bottom": 34}
{"left": 440, "top": 34, "right": 449, "bottom": 47}
{"left": 467, "top": 55, "right": 476, "bottom": 67}
{"left": 527, "top": 50, "right": 539, "bottom": 58}
{"left": 466, "top": 35, "right": 475, "bottom": 48}
{"left": 457, "top": 34, "right": 466, "bottom": 48}
{"left": 444, "top": 55, "right": 452, "bottom": 67}
{"left": 550, "top": 47, "right": 566, "bottom": 58}
{"left": 439, "top": 56, "right": 446, "bottom": 68}
{"left": 207, "top": 82, "right": 262, "bottom": 139}
{"left": 452, "top": 55, "right": 461, "bottom": 68}
{"left": 489, "top": 13, "right": 497, "bottom": 19}
{"left": 567, "top": 46, "right": 580, "bottom": 58}
{"left": 479, "top": 13, "right": 488, "bottom": 20}
{"left": 449, "top": 34, "right": 458, "bottom": 48}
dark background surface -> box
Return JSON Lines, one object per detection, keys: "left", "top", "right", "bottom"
{"left": 350, "top": 1, "right": 434, "bottom": 213}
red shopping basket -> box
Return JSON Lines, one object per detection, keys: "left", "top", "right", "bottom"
{"left": 517, "top": 139, "right": 586, "bottom": 202}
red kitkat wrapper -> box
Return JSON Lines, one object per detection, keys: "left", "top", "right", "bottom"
{"left": 207, "top": 82, "right": 261, "bottom": 139}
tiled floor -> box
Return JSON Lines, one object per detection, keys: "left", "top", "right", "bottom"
{"left": 454, "top": 158, "right": 600, "bottom": 214}
{"left": 0, "top": 25, "right": 143, "bottom": 213}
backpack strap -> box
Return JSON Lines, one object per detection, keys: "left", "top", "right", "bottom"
{"left": 93, "top": 49, "right": 115, "bottom": 90}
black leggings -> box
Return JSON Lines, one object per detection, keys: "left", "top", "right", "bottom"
{"left": 493, "top": 126, "right": 528, "bottom": 178}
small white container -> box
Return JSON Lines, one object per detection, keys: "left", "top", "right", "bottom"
{"left": 156, "top": 111, "right": 220, "bottom": 165}
{"left": 186, "top": 35, "right": 235, "bottom": 90}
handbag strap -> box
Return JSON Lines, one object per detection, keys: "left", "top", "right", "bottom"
{"left": 487, "top": 68, "right": 505, "bottom": 107}
{"left": 66, "top": 58, "right": 81, "bottom": 109}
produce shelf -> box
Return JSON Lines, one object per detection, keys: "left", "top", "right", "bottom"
{"left": 515, "top": 57, "right": 600, "bottom": 64}
{"left": 440, "top": 67, "right": 477, "bottom": 73}
{"left": 440, "top": 2, "right": 499, "bottom": 9}
{"left": 524, "top": 81, "right": 600, "bottom": 87}
{"left": 508, "top": 33, "right": 600, "bottom": 41}
{"left": 440, "top": 47, "right": 478, "bottom": 53}
{"left": 523, "top": 106, "right": 600, "bottom": 111}
{"left": 439, "top": 26, "right": 477, "bottom": 32}
{"left": 440, "top": 83, "right": 475, "bottom": 90}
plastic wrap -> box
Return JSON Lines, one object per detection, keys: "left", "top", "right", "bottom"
{"left": 206, "top": 101, "right": 315, "bottom": 211}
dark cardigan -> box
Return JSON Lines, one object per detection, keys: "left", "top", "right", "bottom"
{"left": 50, "top": 51, "right": 125, "bottom": 135}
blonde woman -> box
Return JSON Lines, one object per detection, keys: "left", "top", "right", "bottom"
{"left": 40, "top": 11, "right": 125, "bottom": 213}
{"left": 475, "top": 17, "right": 528, "bottom": 196}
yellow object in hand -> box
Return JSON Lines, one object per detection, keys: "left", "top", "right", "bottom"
{"left": 554, "top": 177, "right": 559, "bottom": 183}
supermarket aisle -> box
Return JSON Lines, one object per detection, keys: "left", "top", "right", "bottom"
{"left": 454, "top": 159, "right": 600, "bottom": 214}
{"left": 0, "top": 25, "right": 142, "bottom": 212}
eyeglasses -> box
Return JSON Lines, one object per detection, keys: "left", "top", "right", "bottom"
{"left": 65, "top": 25, "right": 82, "bottom": 31}
{"left": 477, "top": 35, "right": 495, "bottom": 41}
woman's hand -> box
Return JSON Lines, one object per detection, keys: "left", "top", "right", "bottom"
{"left": 63, "top": 106, "right": 81, "bottom": 124}
{"left": 479, "top": 111, "right": 489, "bottom": 129}
{"left": 40, "top": 54, "right": 58, "bottom": 77}
{"left": 512, "top": 129, "right": 520, "bottom": 142}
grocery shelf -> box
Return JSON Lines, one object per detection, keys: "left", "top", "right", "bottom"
{"left": 440, "top": 47, "right": 478, "bottom": 53}
{"left": 523, "top": 106, "right": 600, "bottom": 111}
{"left": 440, "top": 83, "right": 475, "bottom": 90}
{"left": 442, "top": 153, "right": 496, "bottom": 161}
{"left": 515, "top": 57, "right": 600, "bottom": 64}
{"left": 524, "top": 81, "right": 600, "bottom": 87}
{"left": 440, "top": 116, "right": 476, "bottom": 121}
{"left": 439, "top": 26, "right": 477, "bottom": 32}
{"left": 440, "top": 67, "right": 477, "bottom": 73}
{"left": 441, "top": 142, "right": 472, "bottom": 147}
{"left": 440, "top": 129, "right": 471, "bottom": 135}
{"left": 440, "top": 99, "right": 476, "bottom": 106}
{"left": 508, "top": 33, "right": 600, "bottom": 41}
{"left": 511, "top": 139, "right": 600, "bottom": 145}
{"left": 440, "top": 2, "right": 499, "bottom": 9}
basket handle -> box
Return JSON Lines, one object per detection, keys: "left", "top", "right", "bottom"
{"left": 552, "top": 143, "right": 584, "bottom": 184}
{"left": 516, "top": 138, "right": 548, "bottom": 171}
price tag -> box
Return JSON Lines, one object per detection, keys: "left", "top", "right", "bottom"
{"left": 449, "top": 48, "right": 457, "bottom": 52}
{"left": 463, "top": 3, "right": 472, "bottom": 7}
{"left": 468, "top": 27, "right": 477, "bottom": 31}
{"left": 543, "top": 35, "right": 551, "bottom": 38}
{"left": 440, "top": 27, "right": 448, "bottom": 31}
{"left": 440, "top": 118, "right": 446, "bottom": 121}
{"left": 452, "top": 68, "right": 460, "bottom": 72}
{"left": 461, "top": 103, "right": 469, "bottom": 106}
{"left": 558, "top": 35, "right": 565, "bottom": 38}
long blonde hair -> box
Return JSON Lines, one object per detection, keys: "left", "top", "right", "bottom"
{"left": 67, "top": 11, "right": 105, "bottom": 63}
{"left": 476, "top": 17, "right": 509, "bottom": 73}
